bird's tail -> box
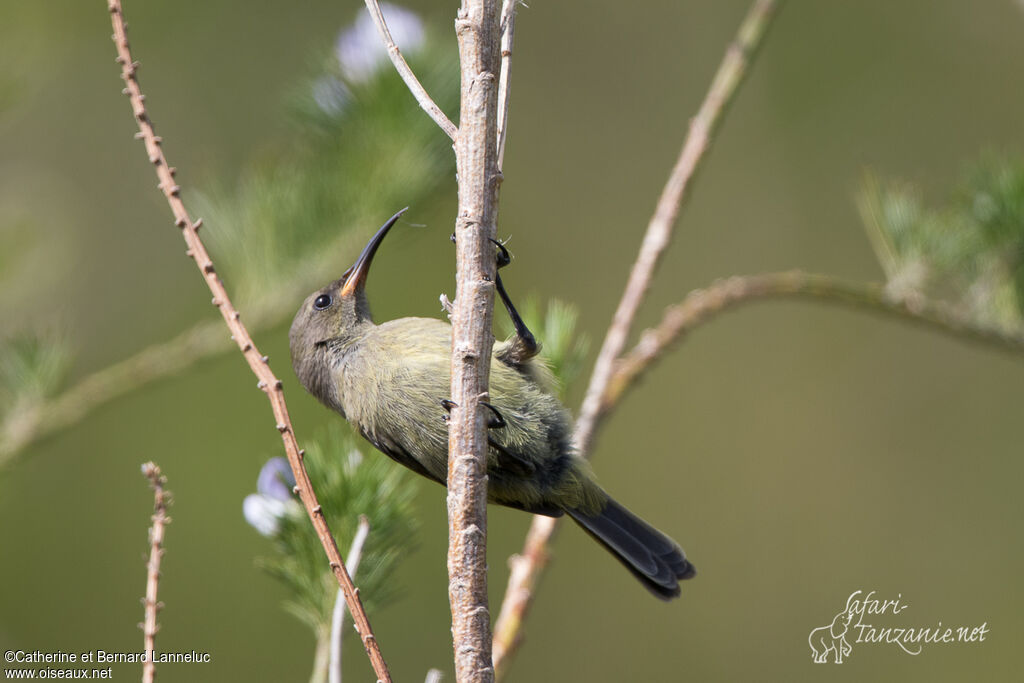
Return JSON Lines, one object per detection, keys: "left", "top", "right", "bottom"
{"left": 567, "top": 497, "right": 696, "bottom": 600}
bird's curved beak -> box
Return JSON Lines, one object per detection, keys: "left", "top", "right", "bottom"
{"left": 341, "top": 207, "right": 408, "bottom": 297}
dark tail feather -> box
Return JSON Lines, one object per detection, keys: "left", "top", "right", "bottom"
{"left": 567, "top": 497, "right": 695, "bottom": 600}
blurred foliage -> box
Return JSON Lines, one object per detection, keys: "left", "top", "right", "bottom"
{"left": 860, "top": 155, "right": 1024, "bottom": 330}
{"left": 0, "top": 332, "right": 71, "bottom": 456}
{"left": 248, "top": 424, "right": 420, "bottom": 635}
{"left": 0, "top": 5, "right": 460, "bottom": 464}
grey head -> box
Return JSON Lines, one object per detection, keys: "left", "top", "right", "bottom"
{"left": 289, "top": 208, "right": 408, "bottom": 401}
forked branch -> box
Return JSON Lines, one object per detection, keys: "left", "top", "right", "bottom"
{"left": 605, "top": 271, "right": 1024, "bottom": 412}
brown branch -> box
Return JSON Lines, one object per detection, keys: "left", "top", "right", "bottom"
{"left": 0, "top": 226, "right": 371, "bottom": 466}
{"left": 574, "top": 0, "right": 781, "bottom": 450}
{"left": 448, "top": 0, "right": 504, "bottom": 681}
{"left": 106, "top": 3, "right": 392, "bottom": 681}
{"left": 605, "top": 271, "right": 1024, "bottom": 411}
{"left": 490, "top": 1, "right": 782, "bottom": 677}
{"left": 140, "top": 462, "right": 170, "bottom": 683}
{"left": 364, "top": 0, "right": 458, "bottom": 140}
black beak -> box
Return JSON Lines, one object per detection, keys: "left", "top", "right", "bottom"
{"left": 341, "top": 207, "right": 408, "bottom": 297}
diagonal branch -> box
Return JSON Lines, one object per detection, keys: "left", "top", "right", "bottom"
{"left": 574, "top": 0, "right": 782, "bottom": 450}
{"left": 140, "top": 462, "right": 170, "bottom": 683}
{"left": 605, "top": 271, "right": 1024, "bottom": 412}
{"left": 364, "top": 0, "right": 458, "bottom": 140}
{"left": 106, "top": 3, "right": 392, "bottom": 681}
{"left": 490, "top": 1, "right": 782, "bottom": 677}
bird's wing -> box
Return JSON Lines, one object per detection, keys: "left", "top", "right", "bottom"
{"left": 360, "top": 428, "right": 446, "bottom": 486}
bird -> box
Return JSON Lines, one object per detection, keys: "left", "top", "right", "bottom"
{"left": 289, "top": 209, "right": 695, "bottom": 599}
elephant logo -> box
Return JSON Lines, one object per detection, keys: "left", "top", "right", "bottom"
{"left": 808, "top": 595, "right": 857, "bottom": 664}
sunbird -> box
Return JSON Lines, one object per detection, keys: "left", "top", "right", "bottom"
{"left": 289, "top": 210, "right": 695, "bottom": 599}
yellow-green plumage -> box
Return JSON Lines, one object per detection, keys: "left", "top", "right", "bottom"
{"left": 289, "top": 211, "right": 695, "bottom": 599}
{"left": 337, "top": 317, "right": 604, "bottom": 515}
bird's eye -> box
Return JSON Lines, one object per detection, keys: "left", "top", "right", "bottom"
{"left": 313, "top": 294, "right": 333, "bottom": 310}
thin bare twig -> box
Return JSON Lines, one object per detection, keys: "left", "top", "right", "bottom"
{"left": 106, "top": 3, "right": 392, "bottom": 680}
{"left": 140, "top": 462, "right": 170, "bottom": 683}
{"left": 496, "top": 0, "right": 518, "bottom": 170}
{"left": 330, "top": 516, "right": 371, "bottom": 683}
{"left": 491, "top": 1, "right": 782, "bottom": 677}
{"left": 605, "top": 271, "right": 1024, "bottom": 410}
{"left": 448, "top": 0, "right": 504, "bottom": 680}
{"left": 364, "top": 0, "right": 458, "bottom": 140}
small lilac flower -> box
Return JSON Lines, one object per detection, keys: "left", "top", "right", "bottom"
{"left": 335, "top": 4, "right": 425, "bottom": 84}
{"left": 257, "top": 457, "right": 296, "bottom": 501}
{"left": 244, "top": 457, "right": 301, "bottom": 537}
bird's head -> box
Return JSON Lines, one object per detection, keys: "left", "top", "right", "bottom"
{"left": 289, "top": 208, "right": 407, "bottom": 374}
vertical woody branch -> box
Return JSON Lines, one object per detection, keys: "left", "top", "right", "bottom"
{"left": 140, "top": 462, "right": 170, "bottom": 683}
{"left": 448, "top": 0, "right": 503, "bottom": 681}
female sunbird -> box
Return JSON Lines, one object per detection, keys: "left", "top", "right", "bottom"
{"left": 289, "top": 210, "right": 695, "bottom": 599}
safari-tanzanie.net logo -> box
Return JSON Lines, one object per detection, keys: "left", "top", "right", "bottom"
{"left": 808, "top": 590, "right": 989, "bottom": 664}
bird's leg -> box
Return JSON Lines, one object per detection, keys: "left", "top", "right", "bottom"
{"left": 480, "top": 401, "right": 506, "bottom": 429}
{"left": 489, "top": 238, "right": 540, "bottom": 366}
{"left": 449, "top": 233, "right": 540, "bottom": 366}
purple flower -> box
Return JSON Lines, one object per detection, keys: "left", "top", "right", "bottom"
{"left": 335, "top": 3, "right": 425, "bottom": 84}
{"left": 244, "top": 457, "right": 300, "bottom": 537}
{"left": 313, "top": 5, "right": 424, "bottom": 115}
{"left": 257, "top": 457, "right": 295, "bottom": 501}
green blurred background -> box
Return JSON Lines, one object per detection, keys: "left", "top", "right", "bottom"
{"left": 2, "top": 0, "right": 1023, "bottom": 681}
